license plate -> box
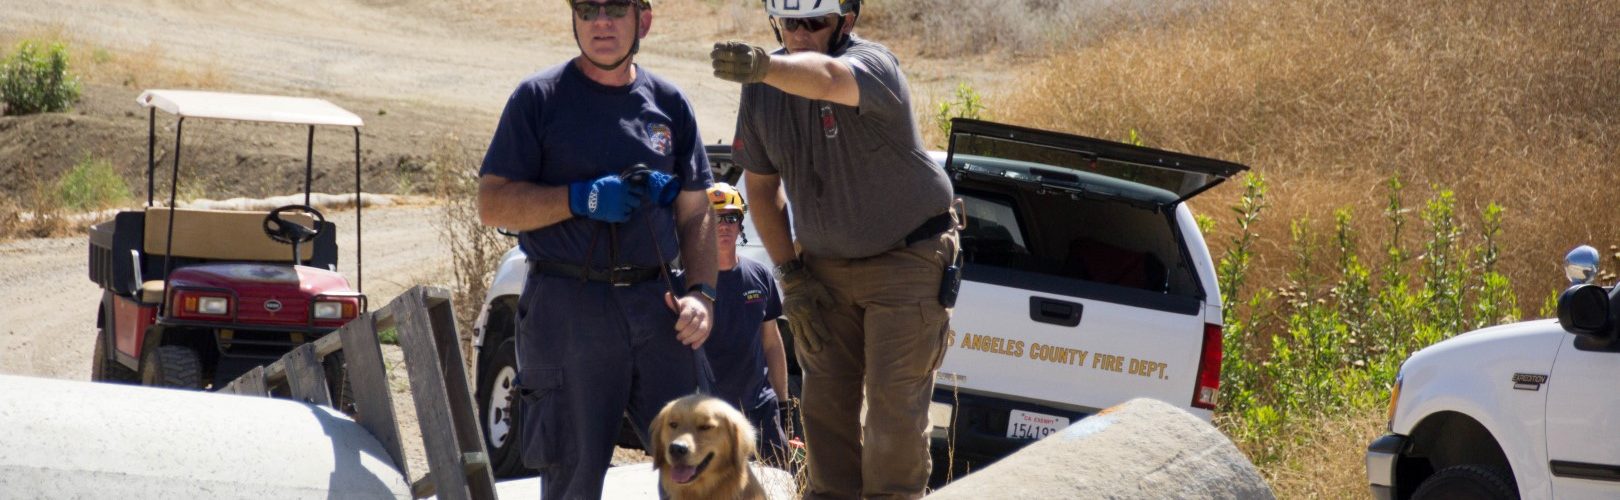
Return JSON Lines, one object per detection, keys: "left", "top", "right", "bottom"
{"left": 1006, "top": 409, "right": 1069, "bottom": 440}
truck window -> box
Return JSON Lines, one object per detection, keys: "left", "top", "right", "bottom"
{"left": 958, "top": 189, "right": 1201, "bottom": 299}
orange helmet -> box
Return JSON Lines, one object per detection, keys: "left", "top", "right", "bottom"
{"left": 707, "top": 182, "right": 747, "bottom": 215}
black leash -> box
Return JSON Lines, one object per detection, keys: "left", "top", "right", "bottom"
{"left": 619, "top": 165, "right": 716, "bottom": 395}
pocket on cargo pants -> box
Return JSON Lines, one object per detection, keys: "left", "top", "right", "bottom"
{"left": 515, "top": 367, "right": 568, "bottom": 469}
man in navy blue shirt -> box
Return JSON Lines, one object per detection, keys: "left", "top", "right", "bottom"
{"left": 703, "top": 183, "right": 791, "bottom": 465}
{"left": 476, "top": 0, "right": 718, "bottom": 497}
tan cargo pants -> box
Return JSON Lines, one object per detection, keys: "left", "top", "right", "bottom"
{"left": 799, "top": 230, "right": 958, "bottom": 500}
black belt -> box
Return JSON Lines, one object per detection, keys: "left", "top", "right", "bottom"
{"left": 904, "top": 212, "right": 956, "bottom": 247}
{"left": 531, "top": 261, "right": 664, "bottom": 286}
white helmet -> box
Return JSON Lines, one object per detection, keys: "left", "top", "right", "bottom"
{"left": 765, "top": 0, "right": 847, "bottom": 18}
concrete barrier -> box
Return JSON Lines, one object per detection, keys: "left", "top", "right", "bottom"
{"left": 926, "top": 398, "right": 1273, "bottom": 499}
{"left": 0, "top": 374, "right": 410, "bottom": 499}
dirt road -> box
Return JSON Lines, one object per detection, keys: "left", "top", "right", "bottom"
{"left": 0, "top": 205, "right": 450, "bottom": 378}
{"left": 0, "top": 0, "right": 750, "bottom": 139}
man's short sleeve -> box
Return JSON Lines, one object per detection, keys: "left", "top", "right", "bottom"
{"left": 733, "top": 85, "right": 776, "bottom": 175}
{"left": 762, "top": 266, "right": 782, "bottom": 322}
{"left": 480, "top": 86, "right": 543, "bottom": 182}
{"left": 671, "top": 93, "right": 713, "bottom": 190}
{"left": 840, "top": 43, "right": 907, "bottom": 122}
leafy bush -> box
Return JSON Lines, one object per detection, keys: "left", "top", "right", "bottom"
{"left": 56, "top": 155, "right": 131, "bottom": 211}
{"left": 0, "top": 40, "right": 81, "bottom": 116}
{"left": 930, "top": 82, "right": 987, "bottom": 147}
{"left": 1213, "top": 173, "right": 1549, "bottom": 470}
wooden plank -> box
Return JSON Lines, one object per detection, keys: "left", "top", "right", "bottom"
{"left": 425, "top": 288, "right": 497, "bottom": 498}
{"left": 260, "top": 328, "right": 347, "bottom": 384}
{"left": 285, "top": 342, "right": 333, "bottom": 407}
{"left": 220, "top": 365, "right": 267, "bottom": 396}
{"left": 339, "top": 310, "right": 408, "bottom": 481}
{"left": 396, "top": 288, "right": 472, "bottom": 500}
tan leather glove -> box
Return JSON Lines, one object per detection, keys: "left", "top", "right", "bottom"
{"left": 778, "top": 262, "right": 831, "bottom": 354}
{"left": 711, "top": 41, "right": 770, "bottom": 84}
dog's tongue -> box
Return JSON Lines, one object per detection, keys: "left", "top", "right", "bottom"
{"left": 670, "top": 464, "right": 698, "bottom": 484}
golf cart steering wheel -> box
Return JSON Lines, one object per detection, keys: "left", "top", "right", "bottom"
{"left": 263, "top": 204, "right": 326, "bottom": 246}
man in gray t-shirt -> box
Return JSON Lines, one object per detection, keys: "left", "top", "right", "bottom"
{"left": 711, "top": 0, "right": 958, "bottom": 497}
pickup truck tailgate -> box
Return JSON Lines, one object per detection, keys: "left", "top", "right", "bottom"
{"left": 937, "top": 277, "right": 1207, "bottom": 417}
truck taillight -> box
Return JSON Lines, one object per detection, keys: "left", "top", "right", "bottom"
{"left": 1192, "top": 323, "right": 1223, "bottom": 410}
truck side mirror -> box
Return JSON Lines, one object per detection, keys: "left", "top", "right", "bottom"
{"left": 1560, "top": 284, "right": 1619, "bottom": 351}
{"left": 1560, "top": 285, "right": 1611, "bottom": 335}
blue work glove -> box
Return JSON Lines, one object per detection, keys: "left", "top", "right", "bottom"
{"left": 569, "top": 174, "right": 645, "bottom": 223}
{"left": 645, "top": 170, "right": 682, "bottom": 207}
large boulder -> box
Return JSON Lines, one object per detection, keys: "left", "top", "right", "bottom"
{"left": 0, "top": 374, "right": 410, "bottom": 499}
{"left": 927, "top": 398, "right": 1272, "bottom": 499}
{"left": 485, "top": 462, "right": 797, "bottom": 499}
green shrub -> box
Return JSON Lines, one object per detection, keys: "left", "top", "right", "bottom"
{"left": 378, "top": 326, "right": 399, "bottom": 345}
{"left": 931, "top": 82, "right": 987, "bottom": 146}
{"left": 55, "top": 155, "right": 130, "bottom": 211}
{"left": 1215, "top": 175, "right": 1526, "bottom": 467}
{"left": 1, "top": 40, "right": 81, "bottom": 116}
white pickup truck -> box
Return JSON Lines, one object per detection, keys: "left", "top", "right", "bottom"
{"left": 470, "top": 120, "right": 1248, "bottom": 479}
{"left": 1366, "top": 247, "right": 1620, "bottom": 500}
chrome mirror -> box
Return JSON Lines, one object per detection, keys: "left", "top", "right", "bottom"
{"left": 1565, "top": 245, "right": 1600, "bottom": 285}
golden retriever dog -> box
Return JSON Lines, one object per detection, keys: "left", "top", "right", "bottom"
{"left": 651, "top": 395, "right": 766, "bottom": 500}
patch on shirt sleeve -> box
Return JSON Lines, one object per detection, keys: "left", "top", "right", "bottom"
{"left": 744, "top": 289, "right": 766, "bottom": 304}
{"left": 647, "top": 122, "right": 673, "bottom": 155}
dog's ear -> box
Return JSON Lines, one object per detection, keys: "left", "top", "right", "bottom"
{"left": 651, "top": 406, "right": 669, "bottom": 470}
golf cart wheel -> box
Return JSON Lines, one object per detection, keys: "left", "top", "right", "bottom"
{"left": 91, "top": 330, "right": 138, "bottom": 383}
{"left": 1412, "top": 465, "right": 1518, "bottom": 500}
{"left": 325, "top": 351, "right": 357, "bottom": 416}
{"left": 478, "top": 338, "right": 531, "bottom": 478}
{"left": 140, "top": 345, "right": 203, "bottom": 389}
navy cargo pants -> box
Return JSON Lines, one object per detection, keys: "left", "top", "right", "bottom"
{"left": 514, "top": 272, "right": 703, "bottom": 499}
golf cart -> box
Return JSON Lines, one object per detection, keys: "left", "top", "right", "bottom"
{"left": 87, "top": 90, "right": 368, "bottom": 391}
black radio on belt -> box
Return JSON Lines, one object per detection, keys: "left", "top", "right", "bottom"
{"left": 939, "top": 248, "right": 963, "bottom": 308}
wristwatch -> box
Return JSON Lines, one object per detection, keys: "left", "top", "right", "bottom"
{"left": 686, "top": 283, "right": 718, "bottom": 303}
{"left": 774, "top": 259, "right": 804, "bottom": 277}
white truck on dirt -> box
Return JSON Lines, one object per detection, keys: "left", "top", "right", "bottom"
{"left": 1365, "top": 247, "right": 1620, "bottom": 500}
{"left": 470, "top": 120, "right": 1248, "bottom": 479}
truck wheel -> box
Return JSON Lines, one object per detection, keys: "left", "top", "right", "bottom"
{"left": 140, "top": 345, "right": 203, "bottom": 389}
{"left": 91, "top": 331, "right": 138, "bottom": 383}
{"left": 1413, "top": 465, "right": 1518, "bottom": 500}
{"left": 477, "top": 338, "right": 531, "bottom": 478}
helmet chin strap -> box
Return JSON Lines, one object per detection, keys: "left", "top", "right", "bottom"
{"left": 573, "top": 8, "right": 642, "bottom": 71}
{"left": 826, "top": 17, "right": 847, "bottom": 54}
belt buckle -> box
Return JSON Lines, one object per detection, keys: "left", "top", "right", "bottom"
{"left": 610, "top": 265, "right": 635, "bottom": 287}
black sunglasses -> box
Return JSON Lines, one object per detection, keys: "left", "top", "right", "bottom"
{"left": 572, "top": 1, "right": 636, "bottom": 21}
{"left": 718, "top": 213, "right": 745, "bottom": 224}
{"left": 777, "top": 15, "right": 838, "bottom": 33}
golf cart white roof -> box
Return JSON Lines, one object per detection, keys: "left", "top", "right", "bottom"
{"left": 137, "top": 89, "right": 364, "bottom": 127}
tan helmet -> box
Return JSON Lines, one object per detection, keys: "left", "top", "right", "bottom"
{"left": 707, "top": 182, "right": 747, "bottom": 215}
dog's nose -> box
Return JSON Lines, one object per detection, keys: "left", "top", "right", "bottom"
{"left": 668, "top": 442, "right": 690, "bottom": 459}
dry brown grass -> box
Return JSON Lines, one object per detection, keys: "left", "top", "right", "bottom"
{"left": 1221, "top": 408, "right": 1387, "bottom": 499}
{"left": 0, "top": 158, "right": 72, "bottom": 241}
{"left": 1, "top": 25, "right": 229, "bottom": 90}
{"left": 427, "top": 134, "right": 508, "bottom": 361}
{"left": 863, "top": 0, "right": 1208, "bottom": 59}
{"left": 1000, "top": 0, "right": 1620, "bottom": 312}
